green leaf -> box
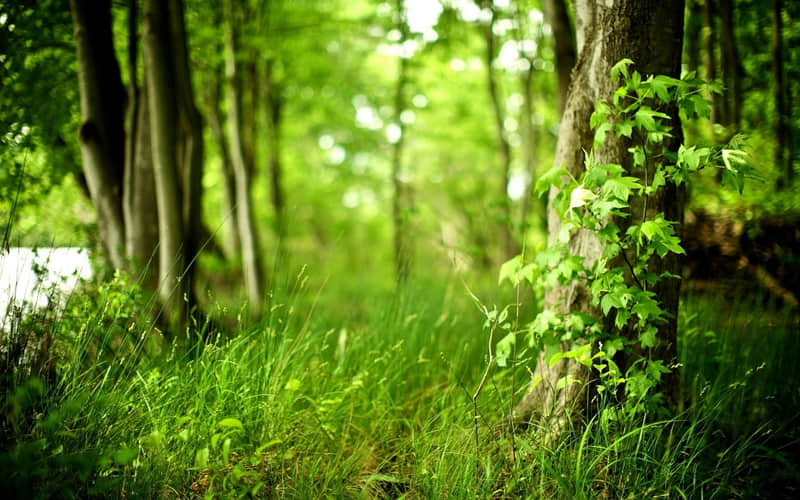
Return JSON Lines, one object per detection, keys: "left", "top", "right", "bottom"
{"left": 535, "top": 165, "right": 568, "bottom": 196}
{"left": 495, "top": 332, "right": 515, "bottom": 368}
{"left": 611, "top": 58, "right": 634, "bottom": 82}
{"left": 218, "top": 418, "right": 244, "bottom": 430}
{"left": 638, "top": 326, "right": 658, "bottom": 349}
{"left": 499, "top": 255, "right": 522, "bottom": 285}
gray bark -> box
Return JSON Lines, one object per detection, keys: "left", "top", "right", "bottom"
{"left": 143, "top": 0, "right": 187, "bottom": 323}
{"left": 542, "top": 0, "right": 577, "bottom": 114}
{"left": 70, "top": 0, "right": 127, "bottom": 270}
{"left": 514, "top": 0, "right": 685, "bottom": 431}
{"left": 225, "top": 0, "right": 265, "bottom": 309}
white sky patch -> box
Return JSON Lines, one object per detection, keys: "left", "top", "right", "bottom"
{"left": 412, "top": 94, "right": 428, "bottom": 108}
{"left": 405, "top": 0, "right": 442, "bottom": 38}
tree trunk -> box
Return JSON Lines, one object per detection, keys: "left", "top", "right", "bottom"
{"left": 123, "top": 76, "right": 159, "bottom": 288}
{"left": 70, "top": 0, "right": 127, "bottom": 270}
{"left": 143, "top": 0, "right": 187, "bottom": 325}
{"left": 773, "top": 0, "right": 793, "bottom": 187}
{"left": 719, "top": 0, "right": 742, "bottom": 129}
{"left": 684, "top": 0, "right": 702, "bottom": 75}
{"left": 166, "top": 0, "right": 204, "bottom": 307}
{"left": 225, "top": 0, "right": 265, "bottom": 309}
{"left": 514, "top": 0, "right": 685, "bottom": 431}
{"left": 264, "top": 58, "right": 287, "bottom": 247}
{"left": 518, "top": 63, "right": 538, "bottom": 235}
{"left": 542, "top": 0, "right": 577, "bottom": 114}
{"left": 206, "top": 64, "right": 242, "bottom": 258}
{"left": 703, "top": 0, "right": 721, "bottom": 125}
{"left": 481, "top": 0, "right": 515, "bottom": 261}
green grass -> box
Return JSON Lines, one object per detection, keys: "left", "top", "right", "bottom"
{"left": 2, "top": 271, "right": 799, "bottom": 498}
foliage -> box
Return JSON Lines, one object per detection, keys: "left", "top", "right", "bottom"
{"left": 500, "top": 60, "right": 753, "bottom": 420}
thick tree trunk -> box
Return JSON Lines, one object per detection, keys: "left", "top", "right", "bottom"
{"left": 70, "top": 0, "right": 127, "bottom": 270}
{"left": 481, "top": 0, "right": 515, "bottom": 261}
{"left": 542, "top": 0, "right": 577, "bottom": 114}
{"left": 514, "top": 0, "right": 685, "bottom": 431}
{"left": 225, "top": 0, "right": 265, "bottom": 309}
{"left": 143, "top": 0, "right": 187, "bottom": 325}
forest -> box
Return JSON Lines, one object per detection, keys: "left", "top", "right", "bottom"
{"left": 1, "top": 0, "right": 799, "bottom": 497}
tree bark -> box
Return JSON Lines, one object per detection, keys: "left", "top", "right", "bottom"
{"left": 514, "top": 0, "right": 685, "bottom": 431}
{"left": 703, "top": 0, "right": 721, "bottom": 125}
{"left": 143, "top": 0, "right": 187, "bottom": 325}
{"left": 480, "top": 0, "right": 515, "bottom": 261}
{"left": 542, "top": 0, "right": 577, "bottom": 114}
{"left": 773, "top": 0, "right": 793, "bottom": 187}
{"left": 225, "top": 0, "right": 265, "bottom": 309}
{"left": 206, "top": 64, "right": 242, "bottom": 258}
{"left": 719, "top": 0, "right": 742, "bottom": 129}
{"left": 70, "top": 0, "right": 127, "bottom": 270}
{"left": 264, "top": 58, "right": 287, "bottom": 247}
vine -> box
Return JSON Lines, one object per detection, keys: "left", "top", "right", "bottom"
{"left": 498, "top": 59, "right": 753, "bottom": 420}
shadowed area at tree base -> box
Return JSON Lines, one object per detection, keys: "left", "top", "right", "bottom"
{"left": 683, "top": 209, "right": 800, "bottom": 306}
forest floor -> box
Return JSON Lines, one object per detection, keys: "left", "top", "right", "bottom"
{"left": 1, "top": 265, "right": 799, "bottom": 498}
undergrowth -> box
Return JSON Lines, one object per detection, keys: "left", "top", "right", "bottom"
{"left": 1, "top": 268, "right": 798, "bottom": 498}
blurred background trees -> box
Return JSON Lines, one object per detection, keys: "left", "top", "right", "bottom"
{"left": 2, "top": 0, "right": 798, "bottom": 319}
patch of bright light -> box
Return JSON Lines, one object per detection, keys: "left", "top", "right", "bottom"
{"left": 318, "top": 134, "right": 335, "bottom": 150}
{"left": 356, "top": 106, "right": 383, "bottom": 130}
{"left": 386, "top": 123, "right": 402, "bottom": 144}
{"left": 405, "top": 0, "right": 442, "bottom": 33}
{"left": 342, "top": 189, "right": 360, "bottom": 208}
{"left": 450, "top": 58, "right": 466, "bottom": 71}
{"left": 503, "top": 117, "right": 518, "bottom": 133}
{"left": 412, "top": 94, "right": 428, "bottom": 108}
{"left": 400, "top": 109, "right": 416, "bottom": 125}
{"left": 329, "top": 146, "right": 346, "bottom": 165}
{"left": 507, "top": 171, "right": 530, "bottom": 201}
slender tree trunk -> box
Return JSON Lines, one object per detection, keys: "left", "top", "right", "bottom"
{"left": 225, "top": 0, "right": 264, "bottom": 309}
{"left": 719, "top": 0, "right": 742, "bottom": 129}
{"left": 518, "top": 64, "right": 537, "bottom": 234}
{"left": 124, "top": 76, "right": 159, "bottom": 288}
{"left": 166, "top": 0, "right": 204, "bottom": 307}
{"left": 685, "top": 0, "right": 702, "bottom": 75}
{"left": 773, "top": 0, "right": 793, "bottom": 187}
{"left": 542, "top": 0, "right": 577, "bottom": 114}
{"left": 122, "top": 0, "right": 158, "bottom": 287}
{"left": 206, "top": 65, "right": 241, "bottom": 258}
{"left": 143, "top": 0, "right": 187, "bottom": 325}
{"left": 703, "top": 0, "right": 721, "bottom": 125}
{"left": 481, "top": 0, "right": 515, "bottom": 261}
{"left": 514, "top": 0, "right": 685, "bottom": 431}
{"left": 70, "top": 0, "right": 127, "bottom": 270}
{"left": 264, "top": 58, "right": 287, "bottom": 247}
